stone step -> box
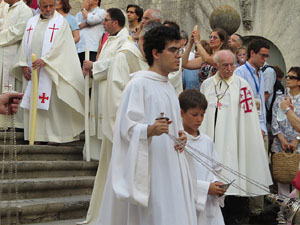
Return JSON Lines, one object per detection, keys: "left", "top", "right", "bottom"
{"left": 0, "top": 145, "right": 84, "bottom": 161}
{"left": 0, "top": 161, "right": 98, "bottom": 179}
{"left": 0, "top": 132, "right": 85, "bottom": 145}
{"left": 0, "top": 195, "right": 90, "bottom": 224}
{"left": 0, "top": 176, "right": 95, "bottom": 200}
{"left": 25, "top": 218, "right": 85, "bottom": 225}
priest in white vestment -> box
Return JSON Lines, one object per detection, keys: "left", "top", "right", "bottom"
{"left": 0, "top": 0, "right": 32, "bottom": 128}
{"left": 11, "top": 0, "right": 84, "bottom": 143}
{"left": 80, "top": 17, "right": 155, "bottom": 225}
{"left": 96, "top": 25, "right": 197, "bottom": 225}
{"left": 82, "top": 8, "right": 129, "bottom": 161}
{"left": 200, "top": 50, "right": 272, "bottom": 196}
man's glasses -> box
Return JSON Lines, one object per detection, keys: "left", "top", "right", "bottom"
{"left": 209, "top": 35, "right": 219, "bottom": 40}
{"left": 167, "top": 47, "right": 184, "bottom": 55}
{"left": 286, "top": 75, "right": 299, "bottom": 80}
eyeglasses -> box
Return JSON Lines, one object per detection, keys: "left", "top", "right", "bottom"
{"left": 286, "top": 75, "right": 299, "bottom": 80}
{"left": 258, "top": 53, "right": 269, "bottom": 58}
{"left": 209, "top": 35, "right": 219, "bottom": 40}
{"left": 166, "top": 47, "right": 184, "bottom": 55}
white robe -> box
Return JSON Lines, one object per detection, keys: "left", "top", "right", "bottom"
{"left": 0, "top": 1, "right": 8, "bottom": 27}
{"left": 91, "top": 27, "right": 129, "bottom": 139}
{"left": 83, "top": 28, "right": 129, "bottom": 160}
{"left": 200, "top": 73, "right": 272, "bottom": 196}
{"left": 11, "top": 11, "right": 85, "bottom": 142}
{"left": 97, "top": 70, "right": 197, "bottom": 225}
{"left": 0, "top": 1, "right": 32, "bottom": 128}
{"left": 186, "top": 132, "right": 225, "bottom": 225}
{"left": 83, "top": 39, "right": 148, "bottom": 225}
{"left": 168, "top": 59, "right": 183, "bottom": 96}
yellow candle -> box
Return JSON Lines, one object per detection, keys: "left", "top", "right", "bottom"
{"left": 29, "top": 54, "right": 38, "bottom": 145}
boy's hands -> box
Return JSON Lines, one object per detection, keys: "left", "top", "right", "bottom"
{"left": 175, "top": 130, "right": 186, "bottom": 152}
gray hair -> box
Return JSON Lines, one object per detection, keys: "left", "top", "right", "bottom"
{"left": 139, "top": 20, "right": 162, "bottom": 38}
{"left": 150, "top": 9, "right": 163, "bottom": 21}
{"left": 38, "top": 0, "right": 56, "bottom": 6}
{"left": 213, "top": 50, "right": 236, "bottom": 66}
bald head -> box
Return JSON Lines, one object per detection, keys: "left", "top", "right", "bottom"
{"left": 214, "top": 50, "right": 235, "bottom": 79}
{"left": 141, "top": 8, "right": 162, "bottom": 25}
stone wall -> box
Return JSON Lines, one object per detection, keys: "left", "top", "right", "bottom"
{"left": 70, "top": 0, "right": 300, "bottom": 71}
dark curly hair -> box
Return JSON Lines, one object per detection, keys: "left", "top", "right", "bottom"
{"left": 143, "top": 26, "right": 181, "bottom": 66}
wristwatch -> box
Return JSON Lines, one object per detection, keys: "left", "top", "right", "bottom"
{"left": 296, "top": 136, "right": 300, "bottom": 141}
{"left": 283, "top": 107, "right": 291, "bottom": 114}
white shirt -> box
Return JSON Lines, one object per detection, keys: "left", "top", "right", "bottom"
{"left": 75, "top": 7, "right": 106, "bottom": 53}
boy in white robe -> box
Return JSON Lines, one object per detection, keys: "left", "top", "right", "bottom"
{"left": 179, "top": 89, "right": 226, "bottom": 225}
{"left": 96, "top": 26, "right": 197, "bottom": 225}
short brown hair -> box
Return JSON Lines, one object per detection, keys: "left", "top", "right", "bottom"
{"left": 179, "top": 89, "right": 207, "bottom": 112}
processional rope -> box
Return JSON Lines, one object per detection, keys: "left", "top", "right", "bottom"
{"left": 167, "top": 133, "right": 278, "bottom": 197}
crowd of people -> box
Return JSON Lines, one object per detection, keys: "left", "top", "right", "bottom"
{"left": 1, "top": 0, "right": 300, "bottom": 224}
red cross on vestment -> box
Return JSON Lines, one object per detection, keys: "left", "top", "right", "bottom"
{"left": 26, "top": 25, "right": 33, "bottom": 44}
{"left": 240, "top": 87, "right": 253, "bottom": 113}
{"left": 39, "top": 93, "right": 49, "bottom": 103}
{"left": 49, "top": 24, "right": 59, "bottom": 43}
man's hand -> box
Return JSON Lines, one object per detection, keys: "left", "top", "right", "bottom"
{"left": 81, "top": 8, "right": 88, "bottom": 20}
{"left": 174, "top": 130, "right": 186, "bottom": 152}
{"left": 208, "top": 182, "right": 226, "bottom": 197}
{"left": 289, "top": 138, "right": 299, "bottom": 152}
{"left": 32, "top": 58, "right": 45, "bottom": 70}
{"left": 147, "top": 119, "right": 172, "bottom": 137}
{"left": 83, "top": 60, "right": 93, "bottom": 77}
{"left": 22, "top": 66, "right": 31, "bottom": 81}
{"left": 0, "top": 92, "right": 23, "bottom": 114}
{"left": 79, "top": 22, "right": 88, "bottom": 30}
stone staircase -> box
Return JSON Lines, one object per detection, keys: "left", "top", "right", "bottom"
{"left": 0, "top": 132, "right": 98, "bottom": 224}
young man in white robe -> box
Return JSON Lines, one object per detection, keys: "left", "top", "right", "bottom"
{"left": 200, "top": 50, "right": 272, "bottom": 223}
{"left": 179, "top": 89, "right": 226, "bottom": 225}
{"left": 96, "top": 26, "right": 197, "bottom": 225}
{"left": 79, "top": 18, "right": 159, "bottom": 225}
{"left": 0, "top": 0, "right": 32, "bottom": 128}
{"left": 11, "top": 0, "right": 85, "bottom": 143}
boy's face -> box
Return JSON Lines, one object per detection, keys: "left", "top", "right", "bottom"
{"left": 181, "top": 107, "right": 205, "bottom": 136}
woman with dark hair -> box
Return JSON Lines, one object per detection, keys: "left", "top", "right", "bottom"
{"left": 271, "top": 67, "right": 300, "bottom": 216}
{"left": 182, "top": 28, "right": 228, "bottom": 85}
{"left": 56, "top": 0, "right": 80, "bottom": 43}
